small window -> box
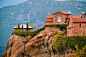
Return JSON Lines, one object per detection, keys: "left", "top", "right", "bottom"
{"left": 57, "top": 17, "right": 61, "bottom": 22}
{"left": 70, "top": 51, "right": 73, "bottom": 53}
{"left": 67, "top": 51, "right": 69, "bottom": 54}
{"left": 79, "top": 24, "right": 81, "bottom": 27}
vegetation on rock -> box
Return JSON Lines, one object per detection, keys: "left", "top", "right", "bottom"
{"left": 13, "top": 26, "right": 45, "bottom": 37}
{"left": 52, "top": 34, "right": 86, "bottom": 53}
{"left": 73, "top": 45, "right": 86, "bottom": 57}
{"left": 45, "top": 24, "right": 67, "bottom": 31}
{"left": 13, "top": 24, "right": 67, "bottom": 37}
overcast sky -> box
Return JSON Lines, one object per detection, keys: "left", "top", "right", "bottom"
{"left": 0, "top": 0, "right": 86, "bottom": 8}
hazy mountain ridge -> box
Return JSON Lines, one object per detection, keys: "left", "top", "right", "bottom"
{"left": 0, "top": 0, "right": 86, "bottom": 46}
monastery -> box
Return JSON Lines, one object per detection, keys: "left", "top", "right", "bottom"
{"left": 45, "top": 11, "right": 86, "bottom": 36}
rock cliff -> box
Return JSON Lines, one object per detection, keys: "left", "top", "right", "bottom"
{"left": 2, "top": 27, "right": 62, "bottom": 57}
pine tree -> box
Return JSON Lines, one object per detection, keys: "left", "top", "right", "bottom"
{"left": 22, "top": 24, "right": 23, "bottom": 30}
{"left": 26, "top": 22, "right": 28, "bottom": 31}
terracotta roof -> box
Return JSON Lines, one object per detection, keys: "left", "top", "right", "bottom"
{"left": 72, "top": 18, "right": 86, "bottom": 23}
{"left": 66, "top": 15, "right": 82, "bottom": 18}
{"left": 53, "top": 11, "right": 70, "bottom": 15}
{"left": 45, "top": 20, "right": 53, "bottom": 22}
{"left": 47, "top": 15, "right": 53, "bottom": 19}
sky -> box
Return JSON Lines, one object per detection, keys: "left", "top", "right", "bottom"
{"left": 0, "top": 0, "right": 86, "bottom": 8}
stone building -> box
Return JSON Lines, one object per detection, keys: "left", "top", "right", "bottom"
{"left": 45, "top": 11, "right": 70, "bottom": 25}
{"left": 67, "top": 18, "right": 86, "bottom": 36}
{"left": 67, "top": 12, "right": 86, "bottom": 36}
{"left": 45, "top": 11, "right": 86, "bottom": 36}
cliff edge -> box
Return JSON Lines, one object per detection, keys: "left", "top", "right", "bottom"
{"left": 2, "top": 27, "right": 62, "bottom": 57}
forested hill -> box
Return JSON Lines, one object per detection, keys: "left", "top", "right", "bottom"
{"left": 0, "top": 0, "right": 86, "bottom": 46}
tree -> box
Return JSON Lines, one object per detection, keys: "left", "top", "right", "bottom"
{"left": 29, "top": 24, "right": 37, "bottom": 29}
{"left": 22, "top": 24, "right": 23, "bottom": 30}
{"left": 18, "top": 23, "right": 20, "bottom": 30}
{"left": 26, "top": 22, "right": 28, "bottom": 31}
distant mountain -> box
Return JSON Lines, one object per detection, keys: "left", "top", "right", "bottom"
{"left": 0, "top": 0, "right": 86, "bottom": 46}
{"left": 0, "top": 0, "right": 27, "bottom": 8}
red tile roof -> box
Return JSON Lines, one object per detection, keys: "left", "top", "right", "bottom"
{"left": 47, "top": 15, "right": 53, "bottom": 19}
{"left": 66, "top": 15, "right": 82, "bottom": 18}
{"left": 53, "top": 11, "right": 70, "bottom": 15}
{"left": 45, "top": 20, "right": 53, "bottom": 22}
{"left": 72, "top": 18, "right": 86, "bottom": 23}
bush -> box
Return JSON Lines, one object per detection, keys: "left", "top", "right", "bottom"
{"left": 52, "top": 34, "right": 86, "bottom": 52}
{"left": 74, "top": 45, "right": 86, "bottom": 57}
{"left": 13, "top": 24, "right": 67, "bottom": 37}
{"left": 45, "top": 24, "right": 67, "bottom": 31}
{"left": 13, "top": 26, "right": 45, "bottom": 37}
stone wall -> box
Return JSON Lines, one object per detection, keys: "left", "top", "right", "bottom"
{"left": 53, "top": 13, "right": 69, "bottom": 24}
{"left": 67, "top": 28, "right": 73, "bottom": 36}
{"left": 73, "top": 23, "right": 86, "bottom": 36}
{"left": 67, "top": 22, "right": 86, "bottom": 36}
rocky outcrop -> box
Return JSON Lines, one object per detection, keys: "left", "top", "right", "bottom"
{"left": 2, "top": 27, "right": 62, "bottom": 57}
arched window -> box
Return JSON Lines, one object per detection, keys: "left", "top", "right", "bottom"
{"left": 79, "top": 24, "right": 81, "bottom": 27}
{"left": 57, "top": 17, "right": 61, "bottom": 22}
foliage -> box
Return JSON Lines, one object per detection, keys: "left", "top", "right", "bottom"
{"left": 28, "top": 35, "right": 31, "bottom": 40}
{"left": 13, "top": 30, "right": 29, "bottom": 37}
{"left": 22, "top": 24, "right": 23, "bottom": 30}
{"left": 26, "top": 22, "right": 28, "bottom": 31}
{"left": 73, "top": 45, "right": 86, "bottom": 57}
{"left": 13, "top": 26, "right": 45, "bottom": 37}
{"left": 45, "top": 24, "right": 67, "bottom": 31}
{"left": 29, "top": 24, "right": 37, "bottom": 29}
{"left": 52, "top": 34, "right": 86, "bottom": 52}
{"left": 13, "top": 24, "right": 67, "bottom": 38}
{"left": 29, "top": 24, "right": 34, "bottom": 28}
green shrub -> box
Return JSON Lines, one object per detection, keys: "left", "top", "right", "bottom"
{"left": 13, "top": 26, "right": 45, "bottom": 37}
{"left": 13, "top": 24, "right": 67, "bottom": 37}
{"left": 45, "top": 24, "right": 67, "bottom": 31}
{"left": 52, "top": 34, "right": 86, "bottom": 52}
{"left": 74, "top": 45, "right": 86, "bottom": 57}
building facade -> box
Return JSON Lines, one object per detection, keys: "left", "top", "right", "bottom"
{"left": 45, "top": 11, "right": 70, "bottom": 25}
{"left": 67, "top": 18, "right": 86, "bottom": 36}
{"left": 45, "top": 11, "right": 86, "bottom": 36}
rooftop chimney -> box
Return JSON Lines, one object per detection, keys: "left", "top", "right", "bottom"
{"left": 82, "top": 12, "right": 85, "bottom": 18}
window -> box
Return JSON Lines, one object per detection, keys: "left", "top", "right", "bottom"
{"left": 70, "top": 51, "right": 73, "bottom": 53}
{"left": 79, "top": 24, "right": 81, "bottom": 27}
{"left": 67, "top": 51, "right": 69, "bottom": 54}
{"left": 57, "top": 17, "right": 61, "bottom": 22}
